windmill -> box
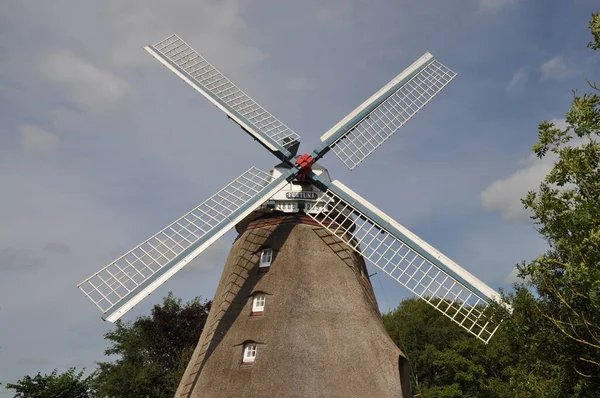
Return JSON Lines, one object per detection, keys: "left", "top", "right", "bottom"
{"left": 78, "top": 34, "right": 507, "bottom": 398}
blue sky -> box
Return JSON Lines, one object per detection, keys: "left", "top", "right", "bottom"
{"left": 0, "top": 0, "right": 598, "bottom": 392}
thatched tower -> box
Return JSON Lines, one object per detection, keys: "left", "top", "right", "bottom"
{"left": 175, "top": 213, "right": 412, "bottom": 398}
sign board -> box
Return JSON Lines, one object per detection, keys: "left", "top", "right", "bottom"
{"left": 274, "top": 201, "right": 326, "bottom": 214}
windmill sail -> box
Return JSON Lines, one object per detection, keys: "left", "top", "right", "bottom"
{"left": 145, "top": 34, "right": 301, "bottom": 160}
{"left": 308, "top": 177, "right": 505, "bottom": 343}
{"left": 78, "top": 167, "right": 293, "bottom": 322}
{"left": 319, "top": 53, "right": 456, "bottom": 170}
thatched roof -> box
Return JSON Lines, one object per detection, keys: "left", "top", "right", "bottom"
{"left": 176, "top": 214, "right": 411, "bottom": 398}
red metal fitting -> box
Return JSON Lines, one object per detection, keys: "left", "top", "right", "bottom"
{"left": 295, "top": 153, "right": 314, "bottom": 169}
{"left": 295, "top": 154, "right": 314, "bottom": 181}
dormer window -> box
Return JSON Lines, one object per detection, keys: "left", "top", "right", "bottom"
{"left": 252, "top": 293, "right": 266, "bottom": 315}
{"left": 243, "top": 343, "right": 257, "bottom": 363}
{"left": 259, "top": 248, "right": 273, "bottom": 268}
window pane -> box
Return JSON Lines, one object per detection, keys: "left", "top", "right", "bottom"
{"left": 243, "top": 343, "right": 257, "bottom": 362}
{"left": 260, "top": 248, "right": 272, "bottom": 267}
{"left": 252, "top": 294, "right": 265, "bottom": 312}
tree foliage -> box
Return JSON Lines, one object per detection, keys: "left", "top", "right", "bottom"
{"left": 588, "top": 12, "right": 599, "bottom": 50}
{"left": 91, "top": 292, "right": 211, "bottom": 398}
{"left": 384, "top": 288, "right": 600, "bottom": 397}
{"left": 520, "top": 11, "right": 600, "bottom": 378}
{"left": 6, "top": 368, "right": 94, "bottom": 398}
{"left": 384, "top": 298, "right": 513, "bottom": 398}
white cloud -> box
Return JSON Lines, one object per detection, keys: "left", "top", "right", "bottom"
{"left": 504, "top": 267, "right": 525, "bottom": 284}
{"left": 481, "top": 155, "right": 549, "bottom": 220}
{"left": 540, "top": 56, "right": 578, "bottom": 80}
{"left": 481, "top": 119, "right": 569, "bottom": 220}
{"left": 42, "top": 50, "right": 130, "bottom": 113}
{"left": 19, "top": 125, "right": 59, "bottom": 154}
{"left": 506, "top": 67, "right": 528, "bottom": 91}
{"left": 479, "top": 0, "right": 519, "bottom": 12}
{"left": 106, "top": 0, "right": 266, "bottom": 80}
{"left": 284, "top": 77, "right": 316, "bottom": 92}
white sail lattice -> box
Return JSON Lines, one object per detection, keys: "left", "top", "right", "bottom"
{"left": 307, "top": 181, "right": 501, "bottom": 343}
{"left": 323, "top": 55, "right": 456, "bottom": 170}
{"left": 147, "top": 34, "right": 300, "bottom": 152}
{"left": 78, "top": 167, "right": 273, "bottom": 316}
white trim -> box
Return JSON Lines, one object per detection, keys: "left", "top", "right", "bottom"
{"left": 104, "top": 179, "right": 289, "bottom": 322}
{"left": 331, "top": 179, "right": 503, "bottom": 304}
{"left": 243, "top": 343, "right": 257, "bottom": 363}
{"left": 259, "top": 248, "right": 273, "bottom": 267}
{"left": 144, "top": 46, "right": 278, "bottom": 152}
{"left": 320, "top": 53, "right": 433, "bottom": 142}
{"left": 252, "top": 294, "right": 265, "bottom": 313}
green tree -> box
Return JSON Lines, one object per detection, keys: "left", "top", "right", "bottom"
{"left": 498, "top": 287, "right": 588, "bottom": 397}
{"left": 92, "top": 292, "right": 211, "bottom": 398}
{"left": 383, "top": 290, "right": 596, "bottom": 397}
{"left": 588, "top": 12, "right": 600, "bottom": 50}
{"left": 520, "top": 11, "right": 600, "bottom": 379}
{"left": 383, "top": 298, "right": 515, "bottom": 398}
{"left": 6, "top": 368, "right": 94, "bottom": 398}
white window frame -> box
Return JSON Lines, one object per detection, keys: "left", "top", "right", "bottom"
{"left": 243, "top": 343, "right": 257, "bottom": 363}
{"left": 259, "top": 248, "right": 273, "bottom": 267}
{"left": 252, "top": 294, "right": 265, "bottom": 313}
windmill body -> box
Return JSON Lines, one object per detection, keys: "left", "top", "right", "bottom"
{"left": 176, "top": 209, "right": 410, "bottom": 397}
{"left": 78, "top": 34, "right": 510, "bottom": 398}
